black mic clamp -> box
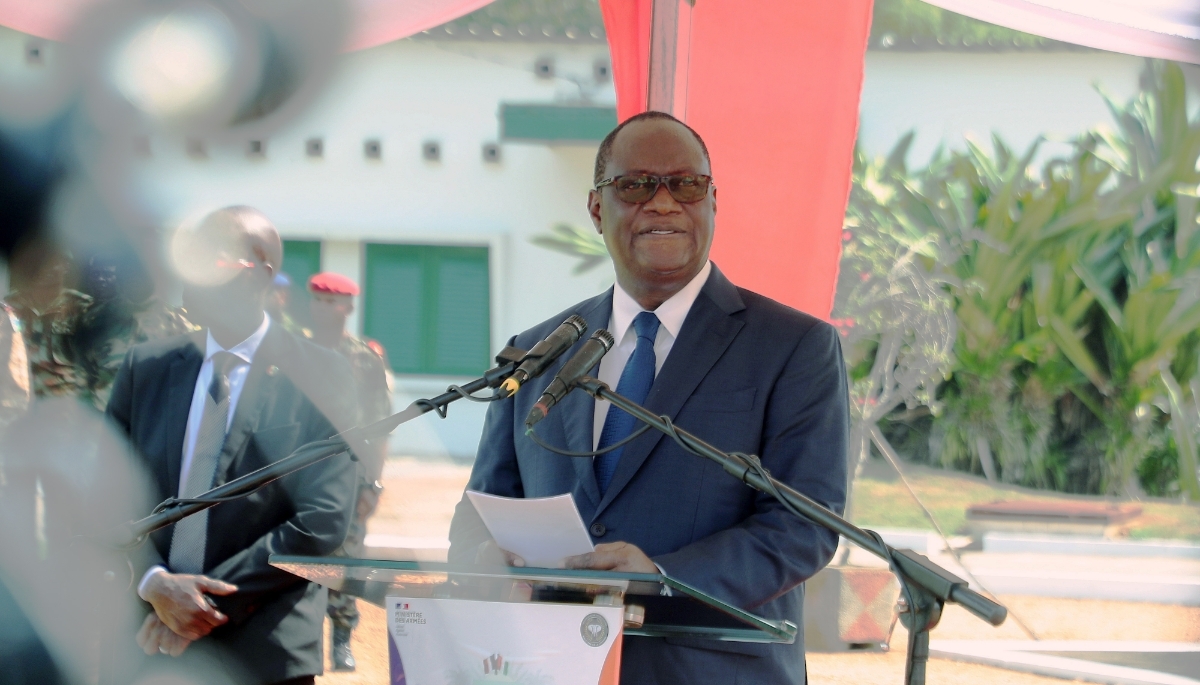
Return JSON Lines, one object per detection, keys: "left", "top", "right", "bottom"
{"left": 525, "top": 328, "right": 615, "bottom": 428}
{"left": 499, "top": 315, "right": 588, "bottom": 397}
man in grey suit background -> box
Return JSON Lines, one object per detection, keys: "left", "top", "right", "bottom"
{"left": 107, "top": 206, "right": 358, "bottom": 685}
{"left": 448, "top": 112, "right": 850, "bottom": 683}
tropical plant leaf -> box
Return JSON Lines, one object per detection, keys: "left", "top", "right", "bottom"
{"left": 529, "top": 223, "right": 609, "bottom": 275}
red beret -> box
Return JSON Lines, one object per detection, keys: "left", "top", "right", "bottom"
{"left": 308, "top": 272, "right": 360, "bottom": 296}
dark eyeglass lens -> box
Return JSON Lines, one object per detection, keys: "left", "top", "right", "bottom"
{"left": 613, "top": 175, "right": 709, "bottom": 203}
{"left": 667, "top": 176, "right": 708, "bottom": 202}
{"left": 614, "top": 176, "right": 658, "bottom": 203}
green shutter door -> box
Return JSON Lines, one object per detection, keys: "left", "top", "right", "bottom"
{"left": 364, "top": 244, "right": 490, "bottom": 376}
{"left": 430, "top": 248, "right": 490, "bottom": 374}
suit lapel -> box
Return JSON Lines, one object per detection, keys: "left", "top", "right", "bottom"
{"left": 164, "top": 335, "right": 205, "bottom": 495}
{"left": 214, "top": 324, "right": 284, "bottom": 484}
{"left": 549, "top": 290, "right": 613, "bottom": 509}
{"left": 594, "top": 266, "right": 746, "bottom": 517}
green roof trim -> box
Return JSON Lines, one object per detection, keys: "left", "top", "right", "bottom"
{"left": 501, "top": 104, "right": 617, "bottom": 143}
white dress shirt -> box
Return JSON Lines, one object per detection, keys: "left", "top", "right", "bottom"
{"left": 177, "top": 314, "right": 271, "bottom": 495}
{"left": 139, "top": 313, "right": 271, "bottom": 596}
{"left": 592, "top": 261, "right": 712, "bottom": 449}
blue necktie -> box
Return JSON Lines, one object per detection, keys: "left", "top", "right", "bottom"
{"left": 594, "top": 311, "right": 660, "bottom": 496}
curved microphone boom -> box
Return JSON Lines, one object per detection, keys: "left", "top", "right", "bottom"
{"left": 525, "top": 329, "right": 615, "bottom": 428}
{"left": 499, "top": 315, "right": 587, "bottom": 397}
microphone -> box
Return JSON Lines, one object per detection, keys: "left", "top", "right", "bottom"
{"left": 525, "top": 329, "right": 615, "bottom": 428}
{"left": 499, "top": 315, "right": 588, "bottom": 397}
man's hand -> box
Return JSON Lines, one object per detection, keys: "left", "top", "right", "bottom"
{"left": 135, "top": 613, "right": 192, "bottom": 657}
{"left": 565, "top": 542, "right": 657, "bottom": 573}
{"left": 475, "top": 540, "right": 526, "bottom": 567}
{"left": 142, "top": 572, "right": 237, "bottom": 641}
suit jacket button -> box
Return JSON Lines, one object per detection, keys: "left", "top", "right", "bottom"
{"left": 590, "top": 522, "right": 606, "bottom": 537}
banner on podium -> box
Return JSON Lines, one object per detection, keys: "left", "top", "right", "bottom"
{"left": 387, "top": 596, "right": 623, "bottom": 685}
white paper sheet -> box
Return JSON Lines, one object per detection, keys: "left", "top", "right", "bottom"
{"left": 466, "top": 490, "right": 595, "bottom": 568}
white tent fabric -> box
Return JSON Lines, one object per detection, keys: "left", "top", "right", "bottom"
{"left": 0, "top": 0, "right": 497, "bottom": 52}
{"left": 920, "top": 0, "right": 1200, "bottom": 64}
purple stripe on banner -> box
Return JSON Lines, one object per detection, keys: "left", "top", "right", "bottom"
{"left": 388, "top": 629, "right": 406, "bottom": 685}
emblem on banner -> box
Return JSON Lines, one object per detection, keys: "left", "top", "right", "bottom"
{"left": 580, "top": 613, "right": 609, "bottom": 647}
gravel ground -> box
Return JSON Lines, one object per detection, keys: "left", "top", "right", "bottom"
{"left": 316, "top": 457, "right": 1200, "bottom": 685}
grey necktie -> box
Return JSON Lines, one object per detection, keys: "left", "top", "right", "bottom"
{"left": 168, "top": 351, "right": 241, "bottom": 574}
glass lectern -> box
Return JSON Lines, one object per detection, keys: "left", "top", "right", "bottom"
{"left": 270, "top": 555, "right": 797, "bottom": 644}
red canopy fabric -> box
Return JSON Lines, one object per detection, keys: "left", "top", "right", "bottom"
{"left": 600, "top": 0, "right": 874, "bottom": 319}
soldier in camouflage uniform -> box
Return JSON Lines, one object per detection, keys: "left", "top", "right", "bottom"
{"left": 75, "top": 253, "right": 198, "bottom": 412}
{"left": 307, "top": 272, "right": 391, "bottom": 672}
{"left": 4, "top": 246, "right": 92, "bottom": 400}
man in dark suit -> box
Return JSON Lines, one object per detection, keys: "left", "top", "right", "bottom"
{"left": 448, "top": 112, "right": 849, "bottom": 683}
{"left": 107, "top": 206, "right": 358, "bottom": 685}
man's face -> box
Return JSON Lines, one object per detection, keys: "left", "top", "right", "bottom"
{"left": 178, "top": 235, "right": 273, "bottom": 330}
{"left": 588, "top": 119, "right": 716, "bottom": 298}
{"left": 310, "top": 292, "right": 353, "bottom": 332}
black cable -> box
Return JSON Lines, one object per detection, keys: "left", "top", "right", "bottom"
{"left": 448, "top": 384, "right": 504, "bottom": 403}
{"left": 524, "top": 423, "right": 652, "bottom": 457}
{"left": 416, "top": 384, "right": 503, "bottom": 419}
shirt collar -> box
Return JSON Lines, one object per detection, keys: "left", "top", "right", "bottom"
{"left": 611, "top": 261, "right": 712, "bottom": 343}
{"left": 204, "top": 313, "right": 272, "bottom": 365}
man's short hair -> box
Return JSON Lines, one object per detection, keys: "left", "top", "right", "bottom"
{"left": 593, "top": 111, "right": 712, "bottom": 185}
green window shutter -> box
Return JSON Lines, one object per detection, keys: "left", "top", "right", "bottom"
{"left": 364, "top": 244, "right": 490, "bottom": 376}
{"left": 500, "top": 104, "right": 618, "bottom": 143}
{"left": 281, "top": 239, "right": 322, "bottom": 327}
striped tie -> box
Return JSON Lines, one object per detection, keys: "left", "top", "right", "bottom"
{"left": 168, "top": 351, "right": 240, "bottom": 574}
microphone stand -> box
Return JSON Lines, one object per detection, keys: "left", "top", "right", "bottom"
{"left": 112, "top": 346, "right": 528, "bottom": 548}
{"left": 573, "top": 376, "right": 1007, "bottom": 685}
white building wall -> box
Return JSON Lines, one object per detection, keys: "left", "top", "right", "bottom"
{"left": 127, "top": 39, "right": 615, "bottom": 457}
{"left": 859, "top": 51, "right": 1153, "bottom": 166}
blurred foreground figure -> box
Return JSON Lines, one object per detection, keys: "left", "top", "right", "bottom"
{"left": 0, "top": 399, "right": 153, "bottom": 685}
{"left": 449, "top": 113, "right": 849, "bottom": 684}
{"left": 4, "top": 240, "right": 92, "bottom": 399}
{"left": 307, "top": 272, "right": 391, "bottom": 672}
{"left": 106, "top": 206, "right": 358, "bottom": 685}
{"left": 0, "top": 302, "right": 30, "bottom": 428}
{"left": 78, "top": 251, "right": 197, "bottom": 412}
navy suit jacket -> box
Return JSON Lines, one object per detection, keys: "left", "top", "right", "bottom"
{"left": 448, "top": 265, "right": 849, "bottom": 684}
{"left": 107, "top": 324, "right": 358, "bottom": 684}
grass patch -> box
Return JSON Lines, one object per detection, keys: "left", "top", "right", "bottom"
{"left": 847, "top": 460, "right": 1200, "bottom": 541}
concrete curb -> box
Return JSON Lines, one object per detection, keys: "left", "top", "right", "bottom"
{"left": 931, "top": 640, "right": 1200, "bottom": 685}
{"left": 984, "top": 533, "right": 1200, "bottom": 559}
{"left": 967, "top": 569, "right": 1200, "bottom": 606}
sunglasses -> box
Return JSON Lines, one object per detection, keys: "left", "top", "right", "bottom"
{"left": 595, "top": 174, "right": 715, "bottom": 204}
